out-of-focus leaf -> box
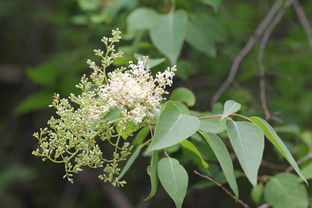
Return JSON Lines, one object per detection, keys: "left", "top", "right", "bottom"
{"left": 127, "top": 8, "right": 159, "bottom": 33}
{"left": 197, "top": 0, "right": 222, "bottom": 12}
{"left": 200, "top": 118, "right": 226, "bottom": 134}
{"left": 175, "top": 60, "right": 197, "bottom": 81}
{"left": 14, "top": 90, "right": 52, "bottom": 114}
{"left": 134, "top": 53, "right": 165, "bottom": 69}
{"left": 0, "top": 165, "right": 34, "bottom": 187}
{"left": 145, "top": 152, "right": 159, "bottom": 200}
{"left": 251, "top": 183, "right": 264, "bottom": 204}
{"left": 77, "top": 0, "right": 101, "bottom": 11}
{"left": 302, "top": 162, "right": 312, "bottom": 180}
{"left": 26, "top": 63, "right": 59, "bottom": 87}
{"left": 170, "top": 87, "right": 196, "bottom": 107}
{"left": 133, "top": 127, "right": 150, "bottom": 146}
{"left": 150, "top": 10, "right": 187, "bottom": 64}
{"left": 264, "top": 173, "right": 308, "bottom": 208}
{"left": 186, "top": 13, "right": 226, "bottom": 57}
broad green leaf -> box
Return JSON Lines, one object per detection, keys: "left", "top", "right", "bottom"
{"left": 175, "top": 60, "right": 198, "bottom": 81}
{"left": 134, "top": 53, "right": 165, "bottom": 69}
{"left": 150, "top": 10, "right": 187, "bottom": 64}
{"left": 198, "top": 0, "right": 222, "bottom": 12}
{"left": 264, "top": 173, "right": 308, "bottom": 208}
{"left": 116, "top": 122, "right": 140, "bottom": 139}
{"left": 105, "top": 108, "right": 122, "bottom": 122}
{"left": 200, "top": 132, "right": 239, "bottom": 196}
{"left": 118, "top": 145, "right": 142, "bottom": 180}
{"left": 170, "top": 87, "right": 196, "bottom": 107}
{"left": 158, "top": 158, "right": 188, "bottom": 208}
{"left": 180, "top": 140, "right": 209, "bottom": 169}
{"left": 133, "top": 127, "right": 150, "bottom": 146}
{"left": 145, "top": 152, "right": 159, "bottom": 200}
{"left": 200, "top": 118, "right": 226, "bottom": 134}
{"left": 174, "top": 101, "right": 190, "bottom": 115}
{"left": 77, "top": 0, "right": 101, "bottom": 11}
{"left": 186, "top": 13, "right": 226, "bottom": 57}
{"left": 226, "top": 120, "right": 264, "bottom": 186}
{"left": 302, "top": 162, "right": 312, "bottom": 180}
{"left": 0, "top": 165, "right": 35, "bottom": 187}
{"left": 221, "top": 100, "right": 241, "bottom": 120}
{"left": 14, "top": 90, "right": 52, "bottom": 114}
{"left": 249, "top": 117, "right": 307, "bottom": 183}
{"left": 127, "top": 8, "right": 159, "bottom": 33}
{"left": 27, "top": 63, "right": 59, "bottom": 87}
{"left": 251, "top": 183, "right": 264, "bottom": 204}
{"left": 146, "top": 101, "right": 200, "bottom": 152}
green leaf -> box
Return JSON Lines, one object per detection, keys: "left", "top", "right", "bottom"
{"left": 264, "top": 173, "right": 308, "bottom": 208}
{"left": 133, "top": 127, "right": 150, "bottom": 146}
{"left": 175, "top": 60, "right": 198, "bottom": 81}
{"left": 173, "top": 101, "right": 190, "bottom": 115}
{"left": 249, "top": 117, "right": 307, "bottom": 183}
{"left": 105, "top": 108, "right": 122, "bottom": 122}
{"left": 180, "top": 140, "right": 209, "bottom": 169}
{"left": 226, "top": 120, "right": 264, "bottom": 186}
{"left": 251, "top": 183, "right": 264, "bottom": 204}
{"left": 77, "top": 0, "right": 101, "bottom": 11}
{"left": 145, "top": 152, "right": 159, "bottom": 200}
{"left": 27, "top": 63, "right": 59, "bottom": 87}
{"left": 150, "top": 10, "right": 187, "bottom": 64}
{"left": 170, "top": 87, "right": 196, "bottom": 107}
{"left": 221, "top": 100, "right": 241, "bottom": 120}
{"left": 0, "top": 165, "right": 35, "bottom": 187}
{"left": 198, "top": 0, "right": 222, "bottom": 12}
{"left": 200, "top": 118, "right": 226, "bottom": 134}
{"left": 14, "top": 90, "right": 52, "bottom": 114}
{"left": 186, "top": 13, "right": 226, "bottom": 57}
{"left": 200, "top": 132, "right": 239, "bottom": 196}
{"left": 118, "top": 145, "right": 142, "bottom": 180}
{"left": 302, "top": 162, "right": 312, "bottom": 180}
{"left": 158, "top": 157, "right": 188, "bottom": 208}
{"left": 134, "top": 53, "right": 165, "bottom": 69}
{"left": 116, "top": 122, "right": 140, "bottom": 139}
{"left": 127, "top": 8, "right": 159, "bottom": 33}
{"left": 146, "top": 101, "right": 200, "bottom": 152}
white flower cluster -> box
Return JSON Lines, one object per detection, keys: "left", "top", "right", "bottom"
{"left": 98, "top": 58, "right": 176, "bottom": 125}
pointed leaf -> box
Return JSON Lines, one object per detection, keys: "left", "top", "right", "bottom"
{"left": 158, "top": 157, "right": 188, "bottom": 208}
{"left": 221, "top": 100, "right": 241, "bottom": 120}
{"left": 200, "top": 132, "right": 239, "bottom": 196}
{"left": 170, "top": 87, "right": 196, "bottom": 107}
{"left": 226, "top": 120, "right": 264, "bottom": 186}
{"left": 150, "top": 10, "right": 187, "bottom": 64}
{"left": 147, "top": 101, "right": 200, "bottom": 152}
{"left": 145, "top": 152, "right": 159, "bottom": 200}
{"left": 127, "top": 8, "right": 159, "bottom": 33}
{"left": 118, "top": 145, "right": 142, "bottom": 180}
{"left": 249, "top": 116, "right": 307, "bottom": 183}
{"left": 264, "top": 173, "right": 308, "bottom": 208}
{"left": 180, "top": 140, "right": 209, "bottom": 169}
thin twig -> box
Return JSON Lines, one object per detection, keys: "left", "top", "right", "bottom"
{"left": 291, "top": 0, "right": 312, "bottom": 48}
{"left": 258, "top": 204, "right": 271, "bottom": 208}
{"left": 194, "top": 170, "right": 251, "bottom": 208}
{"left": 257, "top": 0, "right": 290, "bottom": 122}
{"left": 286, "top": 152, "right": 312, "bottom": 172}
{"left": 211, "top": 0, "right": 284, "bottom": 106}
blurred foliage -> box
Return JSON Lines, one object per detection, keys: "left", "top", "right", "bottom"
{"left": 0, "top": 0, "right": 312, "bottom": 207}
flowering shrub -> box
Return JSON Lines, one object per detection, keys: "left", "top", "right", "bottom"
{"left": 33, "top": 29, "right": 307, "bottom": 208}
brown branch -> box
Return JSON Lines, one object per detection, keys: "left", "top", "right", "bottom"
{"left": 257, "top": 0, "right": 291, "bottom": 122}
{"left": 194, "top": 170, "right": 251, "bottom": 208}
{"left": 291, "top": 0, "right": 312, "bottom": 48}
{"left": 258, "top": 204, "right": 271, "bottom": 208}
{"left": 210, "top": 0, "right": 285, "bottom": 106}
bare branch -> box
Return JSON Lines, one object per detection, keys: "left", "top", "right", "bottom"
{"left": 194, "top": 170, "right": 251, "bottom": 208}
{"left": 258, "top": 0, "right": 291, "bottom": 122}
{"left": 291, "top": 0, "right": 312, "bottom": 48}
{"left": 211, "top": 0, "right": 285, "bottom": 106}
